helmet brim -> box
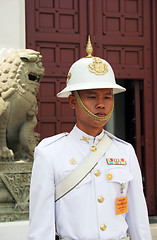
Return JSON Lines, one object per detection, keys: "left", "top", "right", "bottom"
{"left": 57, "top": 82, "right": 126, "bottom": 98}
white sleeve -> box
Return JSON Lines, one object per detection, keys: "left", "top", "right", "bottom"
{"left": 28, "top": 146, "right": 56, "bottom": 240}
{"left": 126, "top": 145, "right": 152, "bottom": 240}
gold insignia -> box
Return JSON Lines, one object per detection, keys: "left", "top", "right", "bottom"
{"left": 88, "top": 57, "right": 108, "bottom": 75}
{"left": 80, "top": 136, "right": 90, "bottom": 144}
{"left": 66, "top": 72, "right": 71, "bottom": 84}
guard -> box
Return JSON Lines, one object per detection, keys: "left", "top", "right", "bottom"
{"left": 28, "top": 37, "right": 152, "bottom": 240}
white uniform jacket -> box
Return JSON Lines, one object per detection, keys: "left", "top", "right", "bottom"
{"left": 28, "top": 125, "right": 152, "bottom": 240}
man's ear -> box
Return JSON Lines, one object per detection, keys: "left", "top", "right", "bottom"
{"left": 68, "top": 95, "right": 76, "bottom": 109}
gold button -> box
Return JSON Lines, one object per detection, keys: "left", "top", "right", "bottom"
{"left": 91, "top": 146, "right": 97, "bottom": 152}
{"left": 95, "top": 170, "right": 101, "bottom": 177}
{"left": 100, "top": 224, "right": 106, "bottom": 231}
{"left": 69, "top": 158, "right": 77, "bottom": 165}
{"left": 98, "top": 196, "right": 104, "bottom": 203}
{"left": 107, "top": 173, "right": 113, "bottom": 180}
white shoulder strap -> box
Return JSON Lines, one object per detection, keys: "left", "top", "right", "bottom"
{"left": 55, "top": 134, "right": 112, "bottom": 201}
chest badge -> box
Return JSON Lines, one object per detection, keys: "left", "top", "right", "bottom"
{"left": 116, "top": 196, "right": 128, "bottom": 215}
{"left": 106, "top": 158, "right": 127, "bottom": 165}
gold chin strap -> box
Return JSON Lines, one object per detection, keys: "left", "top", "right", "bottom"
{"left": 73, "top": 91, "right": 114, "bottom": 122}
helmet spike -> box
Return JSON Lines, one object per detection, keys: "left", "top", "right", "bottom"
{"left": 86, "top": 35, "right": 93, "bottom": 58}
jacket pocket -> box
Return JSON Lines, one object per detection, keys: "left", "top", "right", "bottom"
{"left": 106, "top": 168, "right": 133, "bottom": 184}
{"left": 106, "top": 168, "right": 133, "bottom": 195}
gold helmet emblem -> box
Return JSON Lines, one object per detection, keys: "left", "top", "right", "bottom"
{"left": 88, "top": 57, "right": 109, "bottom": 75}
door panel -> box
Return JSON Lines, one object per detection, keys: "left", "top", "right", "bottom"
{"left": 26, "top": 0, "right": 87, "bottom": 137}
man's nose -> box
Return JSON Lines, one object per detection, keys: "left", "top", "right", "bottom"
{"left": 96, "top": 103, "right": 105, "bottom": 109}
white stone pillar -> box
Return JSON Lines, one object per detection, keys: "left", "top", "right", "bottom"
{"left": 0, "top": 2, "right": 28, "bottom": 240}
{"left": 0, "top": 0, "right": 25, "bottom": 63}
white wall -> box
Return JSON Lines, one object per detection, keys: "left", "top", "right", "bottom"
{"left": 0, "top": 0, "right": 26, "bottom": 63}
{"left": 0, "top": 1, "right": 28, "bottom": 239}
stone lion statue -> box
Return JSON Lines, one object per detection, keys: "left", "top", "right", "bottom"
{"left": 0, "top": 49, "right": 44, "bottom": 161}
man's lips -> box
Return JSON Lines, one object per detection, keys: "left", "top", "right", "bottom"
{"left": 95, "top": 113, "right": 106, "bottom": 117}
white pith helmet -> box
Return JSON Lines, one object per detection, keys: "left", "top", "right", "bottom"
{"left": 57, "top": 37, "right": 126, "bottom": 98}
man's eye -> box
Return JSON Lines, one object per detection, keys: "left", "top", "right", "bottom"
{"left": 88, "top": 96, "right": 96, "bottom": 99}
{"left": 104, "top": 96, "right": 113, "bottom": 100}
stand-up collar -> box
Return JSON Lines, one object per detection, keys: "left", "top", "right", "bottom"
{"left": 70, "top": 125, "right": 105, "bottom": 145}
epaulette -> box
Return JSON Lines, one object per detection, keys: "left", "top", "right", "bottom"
{"left": 105, "top": 130, "right": 129, "bottom": 145}
{"left": 37, "top": 132, "right": 69, "bottom": 148}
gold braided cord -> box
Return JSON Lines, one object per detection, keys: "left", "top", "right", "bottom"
{"left": 73, "top": 91, "right": 114, "bottom": 122}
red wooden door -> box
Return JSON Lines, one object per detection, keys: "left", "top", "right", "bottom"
{"left": 26, "top": 0, "right": 156, "bottom": 215}
{"left": 26, "top": 0, "right": 88, "bottom": 138}
{"left": 88, "top": 0, "right": 155, "bottom": 215}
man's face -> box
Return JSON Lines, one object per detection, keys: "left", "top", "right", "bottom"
{"left": 68, "top": 88, "right": 114, "bottom": 136}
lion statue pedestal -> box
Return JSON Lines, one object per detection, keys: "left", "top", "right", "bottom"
{"left": 0, "top": 49, "right": 44, "bottom": 222}
{"left": 0, "top": 161, "right": 33, "bottom": 222}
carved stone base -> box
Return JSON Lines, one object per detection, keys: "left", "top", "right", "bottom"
{"left": 0, "top": 161, "right": 33, "bottom": 222}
